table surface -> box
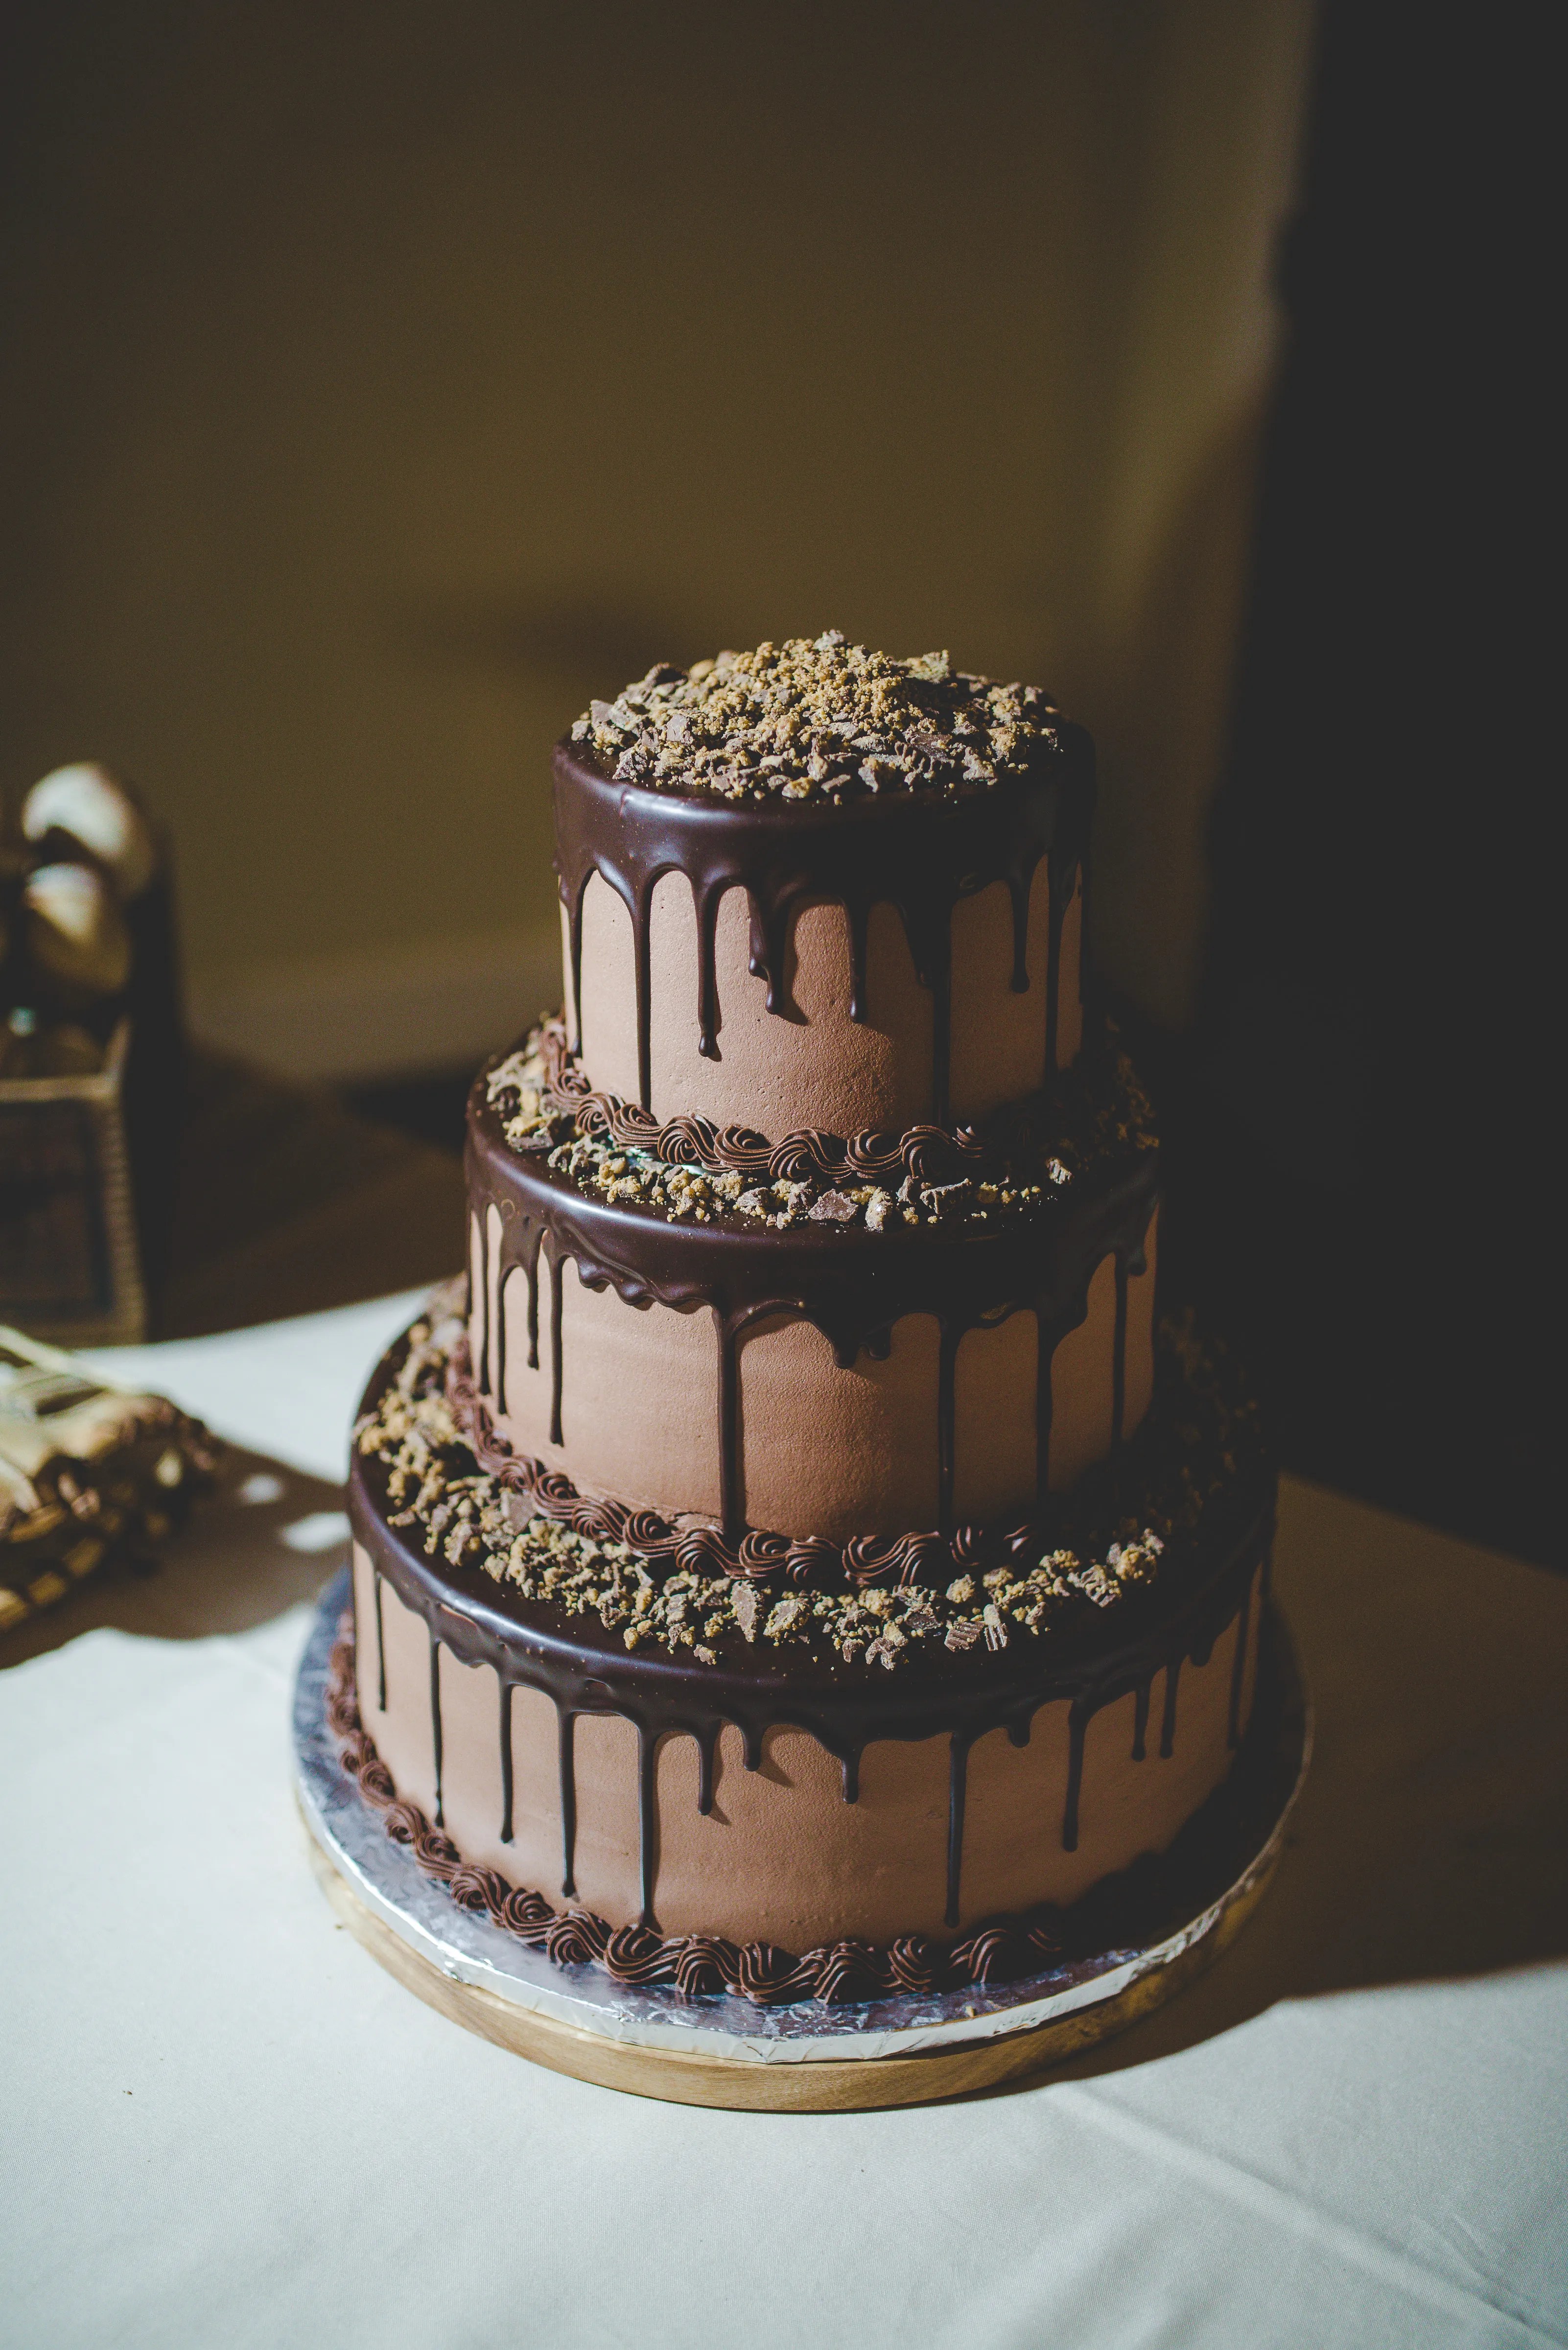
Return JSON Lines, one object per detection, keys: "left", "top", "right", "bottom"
{"left": 3, "top": 1292, "right": 1566, "bottom": 2350}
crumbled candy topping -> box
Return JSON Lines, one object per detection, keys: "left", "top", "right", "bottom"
{"left": 570, "top": 632, "right": 1063, "bottom": 803}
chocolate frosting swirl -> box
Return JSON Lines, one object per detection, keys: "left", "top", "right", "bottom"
{"left": 519, "top": 1019, "right": 992, "bottom": 1195}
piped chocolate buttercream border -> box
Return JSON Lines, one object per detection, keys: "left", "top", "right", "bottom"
{"left": 493, "top": 1018, "right": 997, "bottom": 1207}
{"left": 484, "top": 1017, "right": 1156, "bottom": 1236}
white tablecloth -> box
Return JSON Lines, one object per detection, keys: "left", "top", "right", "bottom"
{"left": 3, "top": 1295, "right": 1565, "bottom": 2349}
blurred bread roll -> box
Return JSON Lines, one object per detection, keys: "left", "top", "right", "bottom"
{"left": 22, "top": 763, "right": 155, "bottom": 899}
{"left": 23, "top": 862, "right": 133, "bottom": 996}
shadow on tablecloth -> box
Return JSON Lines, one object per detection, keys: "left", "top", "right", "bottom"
{"left": 0, "top": 1447, "right": 351, "bottom": 1668}
{"left": 1000, "top": 1474, "right": 1568, "bottom": 2095}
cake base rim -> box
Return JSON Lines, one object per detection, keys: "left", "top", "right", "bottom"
{"left": 295, "top": 1563, "right": 1310, "bottom": 2077}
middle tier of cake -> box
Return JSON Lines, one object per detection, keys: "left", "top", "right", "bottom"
{"left": 465, "top": 1049, "right": 1159, "bottom": 1550}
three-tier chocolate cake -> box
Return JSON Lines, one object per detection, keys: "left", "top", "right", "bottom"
{"left": 336, "top": 634, "right": 1274, "bottom": 2005}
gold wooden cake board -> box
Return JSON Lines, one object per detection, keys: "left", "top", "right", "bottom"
{"left": 296, "top": 1573, "right": 1309, "bottom": 2113}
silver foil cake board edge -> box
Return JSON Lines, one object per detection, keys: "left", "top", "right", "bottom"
{"left": 294, "top": 1568, "right": 1311, "bottom": 2072}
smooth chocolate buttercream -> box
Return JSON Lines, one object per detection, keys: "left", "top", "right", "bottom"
{"left": 445, "top": 1329, "right": 1165, "bottom": 1598}
{"left": 553, "top": 729, "right": 1094, "bottom": 1122}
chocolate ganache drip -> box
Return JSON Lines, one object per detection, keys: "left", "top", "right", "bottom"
{"left": 465, "top": 1079, "right": 1159, "bottom": 1543}
{"left": 329, "top": 1621, "right": 1063, "bottom": 1993}
{"left": 553, "top": 726, "right": 1094, "bottom": 1123}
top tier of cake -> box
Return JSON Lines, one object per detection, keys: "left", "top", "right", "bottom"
{"left": 555, "top": 637, "right": 1093, "bottom": 1139}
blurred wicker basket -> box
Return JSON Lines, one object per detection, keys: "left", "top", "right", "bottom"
{"left": 0, "top": 1015, "right": 147, "bottom": 1344}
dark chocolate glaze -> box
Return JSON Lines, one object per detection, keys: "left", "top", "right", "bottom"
{"left": 558, "top": 1708, "right": 578, "bottom": 1896}
{"left": 428, "top": 1631, "right": 445, "bottom": 1828}
{"left": 475, "top": 1208, "right": 491, "bottom": 1395}
{"left": 1159, "top": 1656, "right": 1183, "bottom": 1762}
{"left": 326, "top": 1600, "right": 1291, "bottom": 2007}
{"left": 945, "top": 1739, "right": 969, "bottom": 1927}
{"left": 351, "top": 1331, "right": 1272, "bottom": 1935}
{"left": 465, "top": 1085, "right": 1159, "bottom": 1545}
{"left": 372, "top": 1570, "right": 386, "bottom": 1712}
{"left": 498, "top": 1678, "right": 515, "bottom": 1844}
{"left": 552, "top": 730, "right": 1095, "bottom": 1124}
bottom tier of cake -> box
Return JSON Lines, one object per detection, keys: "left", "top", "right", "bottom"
{"left": 342, "top": 1311, "right": 1274, "bottom": 1995}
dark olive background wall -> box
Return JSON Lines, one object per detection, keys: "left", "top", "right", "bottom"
{"left": 1168, "top": 4, "right": 1556, "bottom": 1565}
{"left": 0, "top": 0, "right": 1310, "bottom": 1054}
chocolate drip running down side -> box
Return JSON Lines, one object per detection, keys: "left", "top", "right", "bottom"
{"left": 349, "top": 1331, "right": 1272, "bottom": 1939}
{"left": 466, "top": 1085, "right": 1160, "bottom": 1543}
{"left": 553, "top": 730, "right": 1095, "bottom": 1123}
{"left": 327, "top": 1617, "right": 1060, "bottom": 2003}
